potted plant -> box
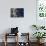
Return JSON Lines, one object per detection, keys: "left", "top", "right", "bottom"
{"left": 33, "top": 32, "right": 46, "bottom": 43}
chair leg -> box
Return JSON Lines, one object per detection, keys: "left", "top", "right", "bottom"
{"left": 16, "top": 34, "right": 18, "bottom": 46}
{"left": 4, "top": 41, "right": 7, "bottom": 46}
{"left": 4, "top": 33, "right": 7, "bottom": 46}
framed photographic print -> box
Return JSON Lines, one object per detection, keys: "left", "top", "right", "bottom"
{"left": 11, "top": 8, "right": 24, "bottom": 17}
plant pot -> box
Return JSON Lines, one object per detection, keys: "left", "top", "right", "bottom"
{"left": 37, "top": 39, "right": 45, "bottom": 44}
{"left": 37, "top": 39, "right": 40, "bottom": 43}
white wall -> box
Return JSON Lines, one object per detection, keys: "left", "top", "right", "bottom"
{"left": 0, "top": 0, "right": 36, "bottom": 42}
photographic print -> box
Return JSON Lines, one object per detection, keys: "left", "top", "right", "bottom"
{"left": 11, "top": 8, "right": 24, "bottom": 17}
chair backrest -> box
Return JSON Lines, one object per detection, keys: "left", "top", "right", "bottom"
{"left": 11, "top": 27, "right": 18, "bottom": 34}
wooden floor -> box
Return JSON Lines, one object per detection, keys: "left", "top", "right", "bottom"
{"left": 0, "top": 42, "right": 46, "bottom": 46}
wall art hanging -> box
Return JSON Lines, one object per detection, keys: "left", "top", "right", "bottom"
{"left": 11, "top": 8, "right": 24, "bottom": 17}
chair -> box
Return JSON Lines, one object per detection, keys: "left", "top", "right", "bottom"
{"left": 4, "top": 27, "right": 19, "bottom": 46}
{"left": 4, "top": 33, "right": 18, "bottom": 46}
{"left": 18, "top": 33, "right": 30, "bottom": 46}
